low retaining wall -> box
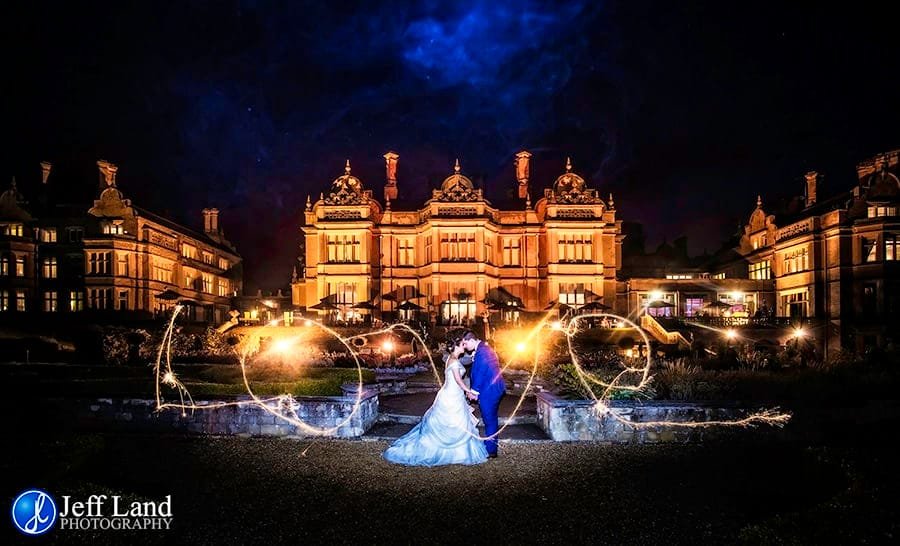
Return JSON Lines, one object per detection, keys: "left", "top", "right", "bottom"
{"left": 77, "top": 390, "right": 379, "bottom": 438}
{"left": 536, "top": 392, "right": 757, "bottom": 443}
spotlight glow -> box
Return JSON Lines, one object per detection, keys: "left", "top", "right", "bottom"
{"left": 725, "top": 329, "right": 738, "bottom": 340}
{"left": 382, "top": 340, "right": 394, "bottom": 352}
{"left": 551, "top": 320, "right": 564, "bottom": 331}
{"left": 649, "top": 290, "right": 664, "bottom": 301}
{"left": 515, "top": 342, "right": 527, "bottom": 353}
{"left": 272, "top": 338, "right": 294, "bottom": 354}
{"left": 792, "top": 327, "right": 806, "bottom": 339}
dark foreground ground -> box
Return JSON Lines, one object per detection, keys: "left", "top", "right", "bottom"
{"left": 3, "top": 427, "right": 899, "bottom": 545}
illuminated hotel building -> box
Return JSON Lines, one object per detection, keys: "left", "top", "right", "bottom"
{"left": 294, "top": 152, "right": 623, "bottom": 325}
{"left": 0, "top": 160, "right": 242, "bottom": 323}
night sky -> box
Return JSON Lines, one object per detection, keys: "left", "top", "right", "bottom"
{"left": 4, "top": 1, "right": 898, "bottom": 292}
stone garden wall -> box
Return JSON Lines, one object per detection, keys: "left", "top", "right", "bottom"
{"left": 536, "top": 392, "right": 755, "bottom": 443}
{"left": 74, "top": 390, "right": 379, "bottom": 438}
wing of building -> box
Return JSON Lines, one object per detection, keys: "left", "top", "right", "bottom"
{"left": 0, "top": 160, "right": 242, "bottom": 324}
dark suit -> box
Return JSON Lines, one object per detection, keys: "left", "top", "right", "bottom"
{"left": 469, "top": 342, "right": 506, "bottom": 455}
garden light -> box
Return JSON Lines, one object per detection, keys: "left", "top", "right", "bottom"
{"left": 515, "top": 341, "right": 527, "bottom": 353}
{"left": 551, "top": 320, "right": 564, "bottom": 331}
{"left": 792, "top": 327, "right": 806, "bottom": 339}
{"left": 725, "top": 329, "right": 737, "bottom": 340}
{"left": 273, "top": 338, "right": 294, "bottom": 354}
{"left": 382, "top": 340, "right": 394, "bottom": 352}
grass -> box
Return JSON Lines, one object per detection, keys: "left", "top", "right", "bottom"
{"left": 1, "top": 362, "right": 375, "bottom": 398}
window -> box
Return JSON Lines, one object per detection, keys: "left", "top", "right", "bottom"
{"left": 502, "top": 237, "right": 521, "bottom": 266}
{"left": 885, "top": 234, "right": 899, "bottom": 261}
{"left": 398, "top": 239, "right": 414, "bottom": 266}
{"left": 218, "top": 257, "right": 229, "bottom": 270}
{"left": 684, "top": 296, "right": 706, "bottom": 317}
{"left": 863, "top": 283, "right": 877, "bottom": 315}
{"left": 88, "top": 251, "right": 111, "bottom": 274}
{"left": 185, "top": 272, "right": 195, "bottom": 290}
{"left": 15, "top": 255, "right": 25, "bottom": 276}
{"left": 558, "top": 234, "right": 592, "bottom": 263}
{"left": 217, "top": 279, "right": 229, "bottom": 297}
{"left": 202, "top": 252, "right": 213, "bottom": 264}
{"left": 116, "top": 253, "right": 128, "bottom": 276}
{"left": 202, "top": 273, "right": 213, "bottom": 293}
{"left": 0, "top": 290, "right": 8, "bottom": 311}
{"left": 868, "top": 205, "right": 898, "bottom": 218}
{"left": 42, "top": 257, "right": 57, "bottom": 278}
{"left": 181, "top": 244, "right": 197, "bottom": 260}
{"left": 440, "top": 233, "right": 476, "bottom": 261}
{"left": 783, "top": 248, "right": 809, "bottom": 273}
{"left": 559, "top": 283, "right": 586, "bottom": 306}
{"left": 749, "top": 260, "right": 771, "bottom": 280}
{"left": 40, "top": 228, "right": 57, "bottom": 242}
{"left": 69, "top": 290, "right": 84, "bottom": 311}
{"left": 863, "top": 238, "right": 877, "bottom": 263}
{"left": 102, "top": 222, "right": 124, "bottom": 235}
{"left": 665, "top": 274, "right": 693, "bottom": 280}
{"left": 712, "top": 272, "right": 726, "bottom": 279}
{"left": 781, "top": 290, "right": 809, "bottom": 319}
{"left": 0, "top": 255, "right": 7, "bottom": 276}
{"left": 88, "top": 288, "right": 113, "bottom": 310}
{"left": 152, "top": 258, "right": 173, "bottom": 283}
{"left": 326, "top": 234, "right": 361, "bottom": 263}
{"left": 118, "top": 290, "right": 129, "bottom": 310}
{"left": 4, "top": 223, "right": 24, "bottom": 237}
{"left": 751, "top": 233, "right": 767, "bottom": 249}
{"left": 425, "top": 237, "right": 433, "bottom": 263}
{"left": 43, "top": 291, "right": 57, "bottom": 312}
{"left": 16, "top": 290, "right": 26, "bottom": 311}
{"left": 67, "top": 227, "right": 84, "bottom": 243}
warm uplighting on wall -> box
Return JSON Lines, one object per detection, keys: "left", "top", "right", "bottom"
{"left": 649, "top": 290, "right": 664, "bottom": 301}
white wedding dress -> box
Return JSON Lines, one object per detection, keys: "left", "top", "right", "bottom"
{"left": 383, "top": 359, "right": 488, "bottom": 466}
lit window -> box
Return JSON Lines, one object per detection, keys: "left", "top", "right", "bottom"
{"left": 44, "top": 291, "right": 58, "bottom": 312}
{"left": 218, "top": 279, "right": 229, "bottom": 297}
{"left": 712, "top": 272, "right": 726, "bottom": 279}
{"left": 558, "top": 234, "right": 592, "bottom": 263}
{"left": 202, "top": 274, "right": 213, "bottom": 293}
{"left": 118, "top": 290, "right": 129, "bottom": 310}
{"left": 42, "top": 257, "right": 57, "bottom": 278}
{"left": 15, "top": 255, "right": 25, "bottom": 276}
{"left": 0, "top": 290, "right": 8, "bottom": 311}
{"left": 88, "top": 288, "right": 113, "bottom": 310}
{"left": 749, "top": 260, "right": 771, "bottom": 280}
{"left": 326, "top": 234, "right": 361, "bottom": 263}
{"left": 181, "top": 244, "right": 197, "bottom": 260}
{"left": 69, "top": 290, "right": 84, "bottom": 311}
{"left": 0, "top": 255, "right": 7, "bottom": 276}
{"left": 218, "top": 257, "right": 229, "bottom": 270}
{"left": 102, "top": 222, "right": 124, "bottom": 235}
{"left": 16, "top": 290, "right": 26, "bottom": 311}
{"left": 665, "top": 274, "right": 693, "bottom": 280}
{"left": 40, "top": 228, "right": 57, "bottom": 242}
{"left": 440, "top": 233, "right": 476, "bottom": 261}
{"left": 783, "top": 248, "right": 809, "bottom": 272}
{"left": 4, "top": 224, "right": 24, "bottom": 237}
{"left": 116, "top": 253, "right": 129, "bottom": 276}
{"left": 863, "top": 238, "right": 877, "bottom": 263}
{"left": 886, "top": 234, "right": 899, "bottom": 261}
{"left": 868, "top": 206, "right": 898, "bottom": 218}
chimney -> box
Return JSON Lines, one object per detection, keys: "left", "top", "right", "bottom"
{"left": 383, "top": 151, "right": 399, "bottom": 202}
{"left": 515, "top": 150, "right": 531, "bottom": 199}
{"left": 97, "top": 160, "right": 118, "bottom": 189}
{"left": 804, "top": 171, "right": 819, "bottom": 207}
{"left": 40, "top": 161, "right": 52, "bottom": 184}
{"left": 202, "top": 208, "right": 220, "bottom": 233}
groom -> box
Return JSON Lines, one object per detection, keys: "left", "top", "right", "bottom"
{"left": 461, "top": 330, "right": 506, "bottom": 458}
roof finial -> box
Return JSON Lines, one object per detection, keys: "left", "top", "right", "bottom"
{"left": 566, "top": 157, "right": 572, "bottom": 172}
{"left": 757, "top": 194, "right": 762, "bottom": 208}
{"left": 609, "top": 192, "right": 615, "bottom": 208}
{"left": 454, "top": 158, "right": 461, "bottom": 174}
{"left": 345, "top": 159, "right": 351, "bottom": 175}
{"left": 305, "top": 195, "right": 312, "bottom": 210}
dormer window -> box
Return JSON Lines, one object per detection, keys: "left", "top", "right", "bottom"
{"left": 3, "top": 223, "right": 24, "bottom": 237}
{"left": 102, "top": 220, "right": 125, "bottom": 235}
{"left": 868, "top": 205, "right": 898, "bottom": 218}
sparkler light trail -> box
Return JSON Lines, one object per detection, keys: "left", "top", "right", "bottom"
{"left": 154, "top": 306, "right": 789, "bottom": 442}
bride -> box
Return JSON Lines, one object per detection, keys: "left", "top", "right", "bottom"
{"left": 383, "top": 334, "right": 488, "bottom": 466}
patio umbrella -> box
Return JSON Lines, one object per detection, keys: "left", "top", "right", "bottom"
{"left": 155, "top": 289, "right": 182, "bottom": 301}
{"left": 397, "top": 300, "right": 424, "bottom": 311}
{"left": 309, "top": 301, "right": 338, "bottom": 310}
{"left": 382, "top": 286, "right": 425, "bottom": 301}
{"left": 703, "top": 300, "right": 733, "bottom": 310}
{"left": 351, "top": 301, "right": 377, "bottom": 309}
{"left": 580, "top": 301, "right": 611, "bottom": 312}
{"left": 646, "top": 300, "right": 675, "bottom": 309}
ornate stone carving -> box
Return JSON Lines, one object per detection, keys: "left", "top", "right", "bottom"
{"left": 324, "top": 210, "right": 363, "bottom": 220}
{"left": 545, "top": 157, "right": 605, "bottom": 204}
{"left": 437, "top": 206, "right": 478, "bottom": 216}
{"left": 556, "top": 208, "right": 596, "bottom": 218}
{"left": 324, "top": 160, "right": 370, "bottom": 205}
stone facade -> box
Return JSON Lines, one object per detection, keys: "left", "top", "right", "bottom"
{"left": 76, "top": 390, "right": 379, "bottom": 438}
{"left": 535, "top": 391, "right": 756, "bottom": 443}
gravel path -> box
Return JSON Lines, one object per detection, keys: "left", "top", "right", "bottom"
{"left": 5, "top": 432, "right": 897, "bottom": 544}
